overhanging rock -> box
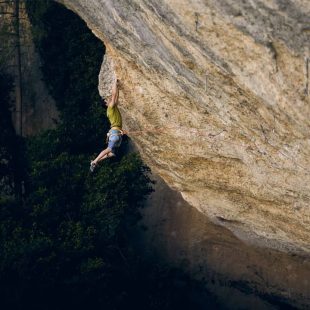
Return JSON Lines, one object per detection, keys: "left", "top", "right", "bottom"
{"left": 59, "top": 0, "right": 310, "bottom": 255}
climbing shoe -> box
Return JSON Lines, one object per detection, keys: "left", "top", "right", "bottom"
{"left": 90, "top": 162, "right": 97, "bottom": 173}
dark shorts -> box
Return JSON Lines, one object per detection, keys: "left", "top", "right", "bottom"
{"left": 107, "top": 129, "right": 122, "bottom": 154}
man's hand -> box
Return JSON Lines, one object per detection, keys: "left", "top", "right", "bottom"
{"left": 116, "top": 79, "right": 121, "bottom": 89}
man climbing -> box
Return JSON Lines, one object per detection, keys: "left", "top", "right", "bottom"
{"left": 90, "top": 79, "right": 123, "bottom": 172}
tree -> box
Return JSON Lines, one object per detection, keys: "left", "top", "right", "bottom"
{"left": 0, "top": 0, "right": 24, "bottom": 136}
{"left": 0, "top": 66, "right": 25, "bottom": 201}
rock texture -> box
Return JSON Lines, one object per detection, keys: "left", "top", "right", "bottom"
{"left": 19, "top": 10, "right": 59, "bottom": 136}
{"left": 60, "top": 0, "right": 309, "bottom": 255}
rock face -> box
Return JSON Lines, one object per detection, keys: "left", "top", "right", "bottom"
{"left": 60, "top": 0, "right": 310, "bottom": 255}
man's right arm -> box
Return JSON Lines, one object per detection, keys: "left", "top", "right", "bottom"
{"left": 108, "top": 79, "right": 119, "bottom": 108}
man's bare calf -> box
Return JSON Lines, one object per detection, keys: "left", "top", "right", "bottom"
{"left": 91, "top": 148, "right": 115, "bottom": 166}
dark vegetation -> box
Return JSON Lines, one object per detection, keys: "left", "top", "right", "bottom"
{"left": 0, "top": 1, "right": 218, "bottom": 309}
{"left": 0, "top": 70, "right": 23, "bottom": 200}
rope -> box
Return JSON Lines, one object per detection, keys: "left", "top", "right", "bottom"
{"left": 121, "top": 126, "right": 310, "bottom": 174}
{"left": 122, "top": 125, "right": 213, "bottom": 137}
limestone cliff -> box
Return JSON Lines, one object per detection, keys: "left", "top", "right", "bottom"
{"left": 60, "top": 0, "right": 309, "bottom": 255}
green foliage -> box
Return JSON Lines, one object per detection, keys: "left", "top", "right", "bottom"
{"left": 0, "top": 67, "right": 25, "bottom": 199}
{"left": 83, "top": 155, "right": 153, "bottom": 239}
{"left": 0, "top": 151, "right": 152, "bottom": 308}
{"left": 0, "top": 69, "right": 15, "bottom": 196}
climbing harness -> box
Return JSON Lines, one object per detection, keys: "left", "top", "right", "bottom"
{"left": 106, "top": 129, "right": 124, "bottom": 143}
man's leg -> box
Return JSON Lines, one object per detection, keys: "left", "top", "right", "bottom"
{"left": 96, "top": 151, "right": 115, "bottom": 163}
{"left": 90, "top": 134, "right": 120, "bottom": 171}
{"left": 91, "top": 147, "right": 112, "bottom": 165}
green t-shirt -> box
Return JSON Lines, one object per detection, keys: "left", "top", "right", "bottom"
{"left": 107, "top": 105, "right": 122, "bottom": 128}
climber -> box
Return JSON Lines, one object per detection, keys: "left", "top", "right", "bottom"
{"left": 90, "top": 78, "right": 123, "bottom": 172}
